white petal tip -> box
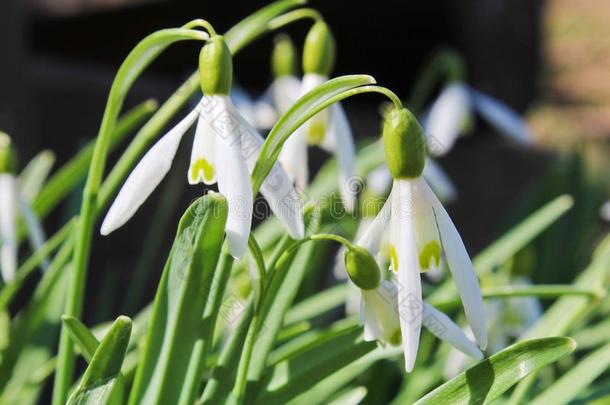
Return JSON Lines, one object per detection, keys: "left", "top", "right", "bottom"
{"left": 226, "top": 230, "right": 248, "bottom": 260}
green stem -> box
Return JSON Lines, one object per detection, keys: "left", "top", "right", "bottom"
{"left": 52, "top": 28, "right": 206, "bottom": 405}
{"left": 267, "top": 8, "right": 323, "bottom": 30}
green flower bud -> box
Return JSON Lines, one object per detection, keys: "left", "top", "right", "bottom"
{"left": 344, "top": 246, "right": 381, "bottom": 290}
{"left": 303, "top": 21, "right": 335, "bottom": 76}
{"left": 272, "top": 34, "right": 298, "bottom": 78}
{"left": 382, "top": 108, "right": 426, "bottom": 179}
{"left": 199, "top": 35, "right": 233, "bottom": 95}
{"left": 0, "top": 132, "right": 16, "bottom": 174}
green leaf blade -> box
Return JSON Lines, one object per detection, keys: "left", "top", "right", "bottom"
{"left": 414, "top": 337, "right": 576, "bottom": 405}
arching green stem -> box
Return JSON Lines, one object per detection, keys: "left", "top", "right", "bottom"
{"left": 268, "top": 7, "right": 324, "bottom": 30}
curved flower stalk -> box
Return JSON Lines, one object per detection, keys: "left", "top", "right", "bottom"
{"left": 0, "top": 133, "right": 49, "bottom": 282}
{"left": 341, "top": 234, "right": 482, "bottom": 372}
{"left": 278, "top": 22, "right": 357, "bottom": 212}
{"left": 101, "top": 34, "right": 304, "bottom": 259}
{"left": 358, "top": 107, "right": 488, "bottom": 370}
{"left": 425, "top": 81, "right": 533, "bottom": 157}
{"left": 444, "top": 277, "right": 542, "bottom": 379}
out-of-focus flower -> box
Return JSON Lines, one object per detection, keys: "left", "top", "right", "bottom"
{"left": 278, "top": 22, "right": 357, "bottom": 212}
{"left": 0, "top": 133, "right": 50, "bottom": 282}
{"left": 345, "top": 107, "right": 487, "bottom": 371}
{"left": 425, "top": 82, "right": 533, "bottom": 157}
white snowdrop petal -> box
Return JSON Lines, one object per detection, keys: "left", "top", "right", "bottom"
{"left": 214, "top": 98, "right": 254, "bottom": 260}
{"left": 253, "top": 97, "right": 278, "bottom": 130}
{"left": 422, "top": 179, "right": 488, "bottom": 350}
{"left": 327, "top": 103, "right": 357, "bottom": 213}
{"left": 358, "top": 197, "right": 391, "bottom": 255}
{"left": 224, "top": 99, "right": 305, "bottom": 240}
{"left": 391, "top": 180, "right": 423, "bottom": 372}
{"left": 100, "top": 108, "right": 198, "bottom": 236}
{"left": 470, "top": 88, "right": 532, "bottom": 145}
{"left": 271, "top": 75, "right": 302, "bottom": 114}
{"left": 279, "top": 128, "right": 309, "bottom": 191}
{"left": 231, "top": 86, "right": 257, "bottom": 128}
{"left": 188, "top": 105, "right": 217, "bottom": 185}
{"left": 425, "top": 82, "right": 471, "bottom": 156}
{"left": 422, "top": 158, "right": 457, "bottom": 203}
{"left": 366, "top": 165, "right": 393, "bottom": 197}
{"left": 422, "top": 303, "right": 483, "bottom": 359}
{"left": 20, "top": 194, "right": 50, "bottom": 271}
{"left": 0, "top": 174, "right": 18, "bottom": 282}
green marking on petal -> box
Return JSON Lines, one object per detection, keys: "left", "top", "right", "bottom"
{"left": 389, "top": 329, "right": 402, "bottom": 346}
{"left": 389, "top": 244, "right": 399, "bottom": 272}
{"left": 306, "top": 119, "right": 326, "bottom": 145}
{"left": 191, "top": 158, "right": 215, "bottom": 183}
{"left": 418, "top": 240, "right": 441, "bottom": 271}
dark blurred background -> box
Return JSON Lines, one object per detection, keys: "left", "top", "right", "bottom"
{"left": 1, "top": 0, "right": 552, "bottom": 317}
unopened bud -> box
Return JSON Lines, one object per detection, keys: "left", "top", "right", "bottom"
{"left": 272, "top": 34, "right": 298, "bottom": 78}
{"left": 0, "top": 132, "right": 16, "bottom": 174}
{"left": 344, "top": 246, "right": 381, "bottom": 290}
{"left": 382, "top": 108, "right": 426, "bottom": 179}
{"left": 199, "top": 35, "right": 233, "bottom": 95}
{"left": 303, "top": 21, "right": 335, "bottom": 76}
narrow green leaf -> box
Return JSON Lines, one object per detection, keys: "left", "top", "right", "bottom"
{"left": 0, "top": 218, "right": 76, "bottom": 308}
{"left": 257, "top": 326, "right": 376, "bottom": 404}
{"left": 62, "top": 315, "right": 100, "bottom": 363}
{"left": 0, "top": 238, "right": 73, "bottom": 404}
{"left": 572, "top": 319, "right": 610, "bottom": 350}
{"left": 414, "top": 337, "right": 576, "bottom": 405}
{"left": 246, "top": 208, "right": 322, "bottom": 384}
{"left": 128, "top": 194, "right": 227, "bottom": 405}
{"left": 509, "top": 234, "right": 610, "bottom": 404}
{"left": 473, "top": 195, "right": 573, "bottom": 273}
{"left": 224, "top": 0, "right": 306, "bottom": 52}
{"left": 66, "top": 316, "right": 132, "bottom": 405}
{"left": 284, "top": 283, "right": 349, "bottom": 326}
{"left": 530, "top": 343, "right": 610, "bottom": 405}
{"left": 429, "top": 284, "right": 603, "bottom": 311}
{"left": 251, "top": 75, "right": 376, "bottom": 192}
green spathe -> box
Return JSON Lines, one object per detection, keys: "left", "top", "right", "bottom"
{"left": 0, "top": 132, "right": 16, "bottom": 174}
{"left": 199, "top": 36, "right": 233, "bottom": 95}
{"left": 344, "top": 246, "right": 381, "bottom": 290}
{"left": 382, "top": 108, "right": 426, "bottom": 179}
{"left": 303, "top": 21, "right": 335, "bottom": 76}
{"left": 272, "top": 34, "right": 298, "bottom": 78}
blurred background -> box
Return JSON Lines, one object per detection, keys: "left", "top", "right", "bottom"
{"left": 1, "top": 0, "right": 609, "bottom": 318}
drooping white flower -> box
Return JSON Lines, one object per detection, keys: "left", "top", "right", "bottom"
{"left": 347, "top": 212, "right": 482, "bottom": 371}
{"left": 358, "top": 106, "right": 488, "bottom": 371}
{"left": 101, "top": 95, "right": 305, "bottom": 259}
{"left": 425, "top": 82, "right": 533, "bottom": 157}
{"left": 101, "top": 35, "right": 303, "bottom": 259}
{"left": 0, "top": 134, "right": 50, "bottom": 282}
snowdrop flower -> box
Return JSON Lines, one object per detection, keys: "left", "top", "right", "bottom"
{"left": 101, "top": 35, "right": 304, "bottom": 259}
{"left": 425, "top": 82, "right": 533, "bottom": 157}
{"left": 0, "top": 133, "right": 49, "bottom": 282}
{"left": 342, "top": 234, "right": 482, "bottom": 372}
{"left": 360, "top": 107, "right": 487, "bottom": 370}
{"left": 279, "top": 22, "right": 357, "bottom": 212}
